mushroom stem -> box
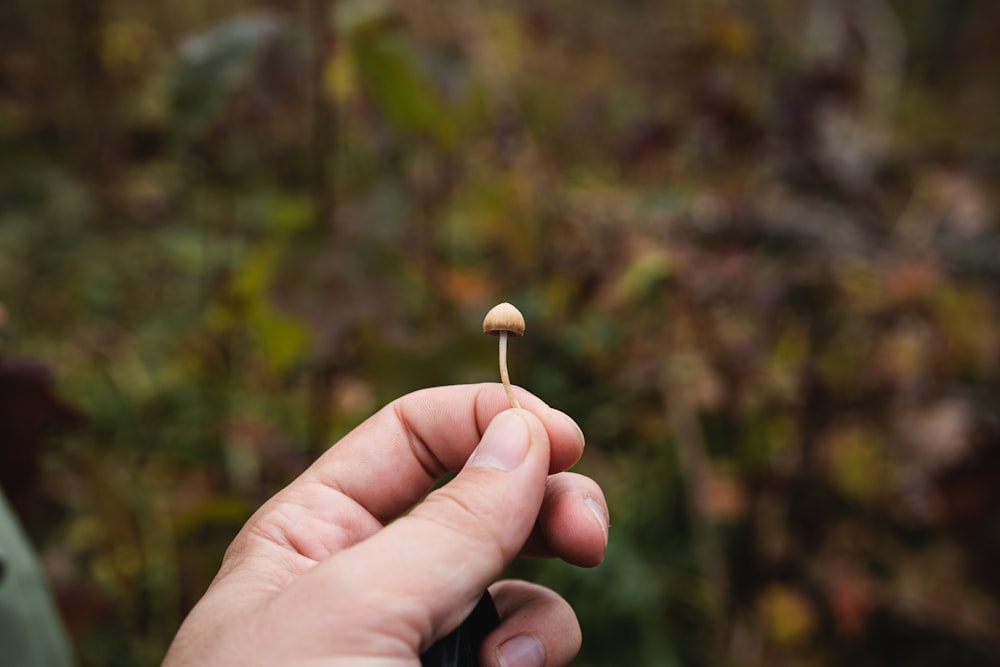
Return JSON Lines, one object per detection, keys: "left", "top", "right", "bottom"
{"left": 498, "top": 332, "right": 520, "bottom": 409}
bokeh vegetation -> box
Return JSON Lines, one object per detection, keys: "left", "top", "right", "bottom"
{"left": 2, "top": 0, "right": 1000, "bottom": 665}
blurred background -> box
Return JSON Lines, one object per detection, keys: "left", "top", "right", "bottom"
{"left": 2, "top": 0, "right": 1000, "bottom": 665}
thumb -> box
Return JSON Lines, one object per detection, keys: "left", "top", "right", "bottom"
{"left": 294, "top": 409, "right": 551, "bottom": 653}
{"left": 409, "top": 407, "right": 552, "bottom": 600}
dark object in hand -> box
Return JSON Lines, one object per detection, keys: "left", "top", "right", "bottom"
{"left": 421, "top": 591, "right": 500, "bottom": 667}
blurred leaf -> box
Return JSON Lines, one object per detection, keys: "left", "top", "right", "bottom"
{"left": 758, "top": 584, "right": 817, "bottom": 647}
{"left": 172, "top": 12, "right": 300, "bottom": 137}
{"left": 820, "top": 424, "right": 888, "bottom": 505}
{"left": 614, "top": 248, "right": 674, "bottom": 306}
{"left": 334, "top": 0, "right": 392, "bottom": 33}
{"left": 351, "top": 28, "right": 457, "bottom": 147}
{"left": 250, "top": 303, "right": 311, "bottom": 372}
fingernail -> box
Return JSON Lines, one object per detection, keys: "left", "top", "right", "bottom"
{"left": 496, "top": 633, "right": 545, "bottom": 667}
{"left": 469, "top": 410, "right": 531, "bottom": 472}
{"left": 585, "top": 496, "right": 609, "bottom": 548}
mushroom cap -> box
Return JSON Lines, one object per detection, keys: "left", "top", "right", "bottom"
{"left": 482, "top": 302, "right": 525, "bottom": 337}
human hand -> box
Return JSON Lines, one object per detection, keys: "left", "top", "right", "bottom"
{"left": 163, "top": 383, "right": 610, "bottom": 667}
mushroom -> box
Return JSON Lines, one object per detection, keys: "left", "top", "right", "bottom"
{"left": 482, "top": 302, "right": 526, "bottom": 409}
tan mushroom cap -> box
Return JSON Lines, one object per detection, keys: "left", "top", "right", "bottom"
{"left": 482, "top": 302, "right": 525, "bottom": 337}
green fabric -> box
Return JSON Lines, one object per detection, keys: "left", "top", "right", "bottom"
{"left": 0, "top": 491, "right": 75, "bottom": 667}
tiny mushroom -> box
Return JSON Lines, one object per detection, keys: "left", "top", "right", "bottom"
{"left": 482, "top": 302, "right": 525, "bottom": 409}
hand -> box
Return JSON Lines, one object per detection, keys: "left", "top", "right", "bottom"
{"left": 163, "top": 383, "right": 610, "bottom": 666}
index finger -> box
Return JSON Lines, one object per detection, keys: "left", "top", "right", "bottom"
{"left": 298, "top": 383, "right": 585, "bottom": 523}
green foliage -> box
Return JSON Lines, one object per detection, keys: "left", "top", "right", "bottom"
{"left": 2, "top": 0, "right": 1000, "bottom": 665}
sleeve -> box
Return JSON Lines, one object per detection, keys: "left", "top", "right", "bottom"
{"left": 0, "top": 491, "right": 75, "bottom": 667}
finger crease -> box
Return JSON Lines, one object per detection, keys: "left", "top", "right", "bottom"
{"left": 393, "top": 400, "right": 447, "bottom": 480}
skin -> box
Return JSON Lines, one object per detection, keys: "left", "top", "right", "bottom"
{"left": 163, "top": 383, "right": 610, "bottom": 667}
